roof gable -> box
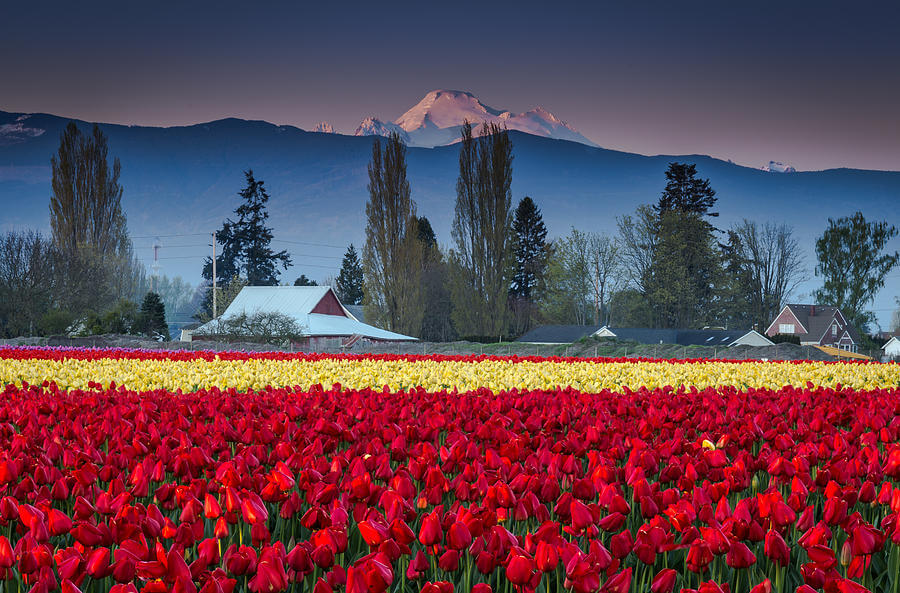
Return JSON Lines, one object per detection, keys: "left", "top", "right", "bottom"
{"left": 221, "top": 286, "right": 335, "bottom": 319}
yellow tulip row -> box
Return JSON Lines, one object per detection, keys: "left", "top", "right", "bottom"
{"left": 2, "top": 354, "right": 899, "bottom": 393}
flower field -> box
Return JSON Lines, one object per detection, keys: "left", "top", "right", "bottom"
{"left": 1, "top": 348, "right": 899, "bottom": 593}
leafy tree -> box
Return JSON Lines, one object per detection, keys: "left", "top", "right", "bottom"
{"left": 814, "top": 211, "right": 899, "bottom": 330}
{"left": 450, "top": 122, "right": 513, "bottom": 337}
{"left": 203, "top": 170, "right": 291, "bottom": 286}
{"left": 334, "top": 244, "right": 363, "bottom": 305}
{"left": 608, "top": 288, "right": 654, "bottom": 328}
{"left": 588, "top": 233, "right": 622, "bottom": 326}
{"left": 892, "top": 297, "right": 900, "bottom": 332}
{"left": 153, "top": 275, "right": 195, "bottom": 324}
{"left": 196, "top": 275, "right": 248, "bottom": 322}
{"left": 139, "top": 292, "right": 170, "bottom": 340}
{"left": 541, "top": 229, "right": 593, "bottom": 325}
{"left": 362, "top": 133, "right": 424, "bottom": 336}
{"left": 616, "top": 205, "right": 658, "bottom": 296}
{"left": 49, "top": 122, "right": 144, "bottom": 315}
{"left": 293, "top": 275, "right": 318, "bottom": 287}
{"left": 729, "top": 220, "right": 808, "bottom": 330}
{"left": 509, "top": 197, "right": 548, "bottom": 334}
{"left": 716, "top": 229, "right": 755, "bottom": 329}
{"left": 0, "top": 230, "right": 57, "bottom": 337}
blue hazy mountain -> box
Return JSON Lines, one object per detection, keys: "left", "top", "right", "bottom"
{"left": 2, "top": 109, "right": 898, "bottom": 327}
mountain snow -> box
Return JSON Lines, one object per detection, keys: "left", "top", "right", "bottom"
{"left": 353, "top": 89, "right": 597, "bottom": 148}
{"left": 761, "top": 160, "right": 796, "bottom": 173}
{"left": 313, "top": 121, "right": 335, "bottom": 134}
{"left": 353, "top": 117, "right": 410, "bottom": 144}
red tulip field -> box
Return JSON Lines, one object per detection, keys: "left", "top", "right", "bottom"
{"left": 1, "top": 347, "right": 900, "bottom": 593}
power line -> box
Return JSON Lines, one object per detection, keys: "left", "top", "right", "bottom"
{"left": 272, "top": 239, "right": 346, "bottom": 249}
{"left": 132, "top": 233, "right": 210, "bottom": 239}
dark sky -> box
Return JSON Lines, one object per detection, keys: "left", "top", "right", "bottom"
{"left": 4, "top": 0, "right": 899, "bottom": 171}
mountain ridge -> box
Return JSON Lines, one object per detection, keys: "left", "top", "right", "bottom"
{"left": 1, "top": 108, "right": 898, "bottom": 327}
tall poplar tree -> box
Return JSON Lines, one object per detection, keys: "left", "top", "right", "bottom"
{"left": 450, "top": 122, "right": 513, "bottom": 337}
{"left": 363, "top": 133, "right": 424, "bottom": 336}
{"left": 49, "top": 122, "right": 143, "bottom": 315}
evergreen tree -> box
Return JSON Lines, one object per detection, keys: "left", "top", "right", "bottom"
{"left": 814, "top": 211, "right": 899, "bottom": 330}
{"left": 335, "top": 244, "right": 364, "bottom": 305}
{"left": 202, "top": 170, "right": 291, "bottom": 286}
{"left": 450, "top": 122, "right": 513, "bottom": 337}
{"left": 416, "top": 216, "right": 455, "bottom": 341}
{"left": 646, "top": 163, "right": 721, "bottom": 328}
{"left": 716, "top": 230, "right": 755, "bottom": 329}
{"left": 510, "top": 197, "right": 548, "bottom": 300}
{"left": 293, "top": 275, "right": 318, "bottom": 287}
{"left": 140, "top": 291, "right": 169, "bottom": 340}
{"left": 363, "top": 133, "right": 424, "bottom": 336}
{"left": 509, "top": 196, "right": 548, "bottom": 334}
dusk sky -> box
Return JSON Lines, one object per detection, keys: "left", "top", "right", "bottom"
{"left": 4, "top": 0, "right": 899, "bottom": 171}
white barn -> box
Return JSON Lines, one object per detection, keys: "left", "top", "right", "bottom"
{"left": 191, "top": 286, "right": 416, "bottom": 348}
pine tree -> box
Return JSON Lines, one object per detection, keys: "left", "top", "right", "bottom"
{"left": 202, "top": 170, "right": 291, "bottom": 287}
{"left": 646, "top": 163, "right": 721, "bottom": 328}
{"left": 363, "top": 133, "right": 424, "bottom": 335}
{"left": 140, "top": 291, "right": 169, "bottom": 340}
{"left": 509, "top": 196, "right": 548, "bottom": 333}
{"left": 335, "top": 244, "right": 364, "bottom": 305}
{"left": 293, "top": 275, "right": 318, "bottom": 287}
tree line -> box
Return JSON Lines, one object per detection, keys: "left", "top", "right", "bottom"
{"left": 357, "top": 130, "right": 899, "bottom": 340}
{"left": 2, "top": 121, "right": 898, "bottom": 342}
{"left": 0, "top": 123, "right": 172, "bottom": 339}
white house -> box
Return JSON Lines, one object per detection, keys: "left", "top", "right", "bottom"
{"left": 883, "top": 336, "right": 900, "bottom": 360}
{"left": 191, "top": 286, "right": 416, "bottom": 347}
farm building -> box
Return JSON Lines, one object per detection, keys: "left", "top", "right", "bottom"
{"left": 883, "top": 336, "right": 900, "bottom": 360}
{"left": 517, "top": 325, "right": 772, "bottom": 347}
{"left": 190, "top": 286, "right": 416, "bottom": 348}
{"left": 765, "top": 304, "right": 859, "bottom": 352}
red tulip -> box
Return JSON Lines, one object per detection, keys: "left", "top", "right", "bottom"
{"left": 601, "top": 567, "right": 632, "bottom": 593}
{"left": 506, "top": 553, "right": 534, "bottom": 586}
{"left": 446, "top": 521, "right": 472, "bottom": 550}
{"left": 651, "top": 568, "right": 677, "bottom": 593}
{"left": 0, "top": 536, "right": 12, "bottom": 569}
{"left": 535, "top": 541, "right": 558, "bottom": 572}
{"left": 726, "top": 541, "right": 756, "bottom": 568}
{"left": 418, "top": 511, "right": 443, "bottom": 547}
{"left": 750, "top": 579, "right": 772, "bottom": 593}
{"left": 764, "top": 530, "right": 789, "bottom": 567}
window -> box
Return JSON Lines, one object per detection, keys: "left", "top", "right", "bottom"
{"left": 779, "top": 323, "right": 795, "bottom": 333}
{"left": 832, "top": 324, "right": 837, "bottom": 336}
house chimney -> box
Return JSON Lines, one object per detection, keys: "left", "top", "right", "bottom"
{"left": 810, "top": 305, "right": 815, "bottom": 316}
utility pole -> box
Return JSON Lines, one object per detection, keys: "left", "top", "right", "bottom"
{"left": 212, "top": 231, "right": 217, "bottom": 320}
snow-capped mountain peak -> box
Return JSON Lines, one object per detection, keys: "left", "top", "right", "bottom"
{"left": 353, "top": 90, "right": 597, "bottom": 148}
{"left": 353, "top": 117, "right": 409, "bottom": 144}
{"left": 313, "top": 121, "right": 334, "bottom": 134}
{"left": 761, "top": 160, "right": 796, "bottom": 173}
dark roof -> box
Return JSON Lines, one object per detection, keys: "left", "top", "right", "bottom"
{"left": 517, "top": 325, "right": 760, "bottom": 346}
{"left": 603, "top": 327, "right": 755, "bottom": 346}
{"left": 517, "top": 325, "right": 601, "bottom": 343}
{"left": 785, "top": 304, "right": 860, "bottom": 343}
{"left": 344, "top": 305, "right": 365, "bottom": 323}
